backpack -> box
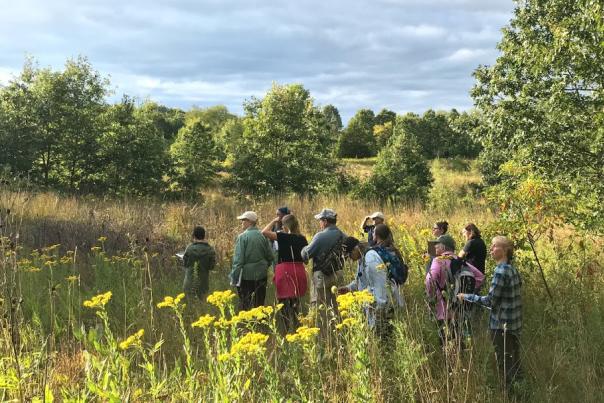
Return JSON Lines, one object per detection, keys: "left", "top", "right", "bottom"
{"left": 441, "top": 257, "right": 476, "bottom": 304}
{"left": 371, "top": 246, "right": 409, "bottom": 285}
{"left": 314, "top": 234, "right": 346, "bottom": 276}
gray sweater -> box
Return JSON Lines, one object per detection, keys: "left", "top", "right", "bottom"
{"left": 301, "top": 225, "right": 346, "bottom": 271}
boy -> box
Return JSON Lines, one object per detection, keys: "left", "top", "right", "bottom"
{"left": 183, "top": 226, "right": 216, "bottom": 300}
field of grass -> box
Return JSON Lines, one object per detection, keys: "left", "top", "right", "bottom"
{"left": 1, "top": 160, "right": 603, "bottom": 402}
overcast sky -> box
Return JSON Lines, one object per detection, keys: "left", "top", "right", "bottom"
{"left": 0, "top": 0, "right": 514, "bottom": 122}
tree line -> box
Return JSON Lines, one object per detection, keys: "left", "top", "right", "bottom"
{"left": 0, "top": 57, "right": 479, "bottom": 202}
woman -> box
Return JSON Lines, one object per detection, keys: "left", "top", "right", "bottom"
{"left": 339, "top": 226, "right": 404, "bottom": 336}
{"left": 457, "top": 236, "right": 522, "bottom": 390}
{"left": 459, "top": 223, "right": 487, "bottom": 274}
{"left": 425, "top": 236, "right": 484, "bottom": 346}
{"left": 262, "top": 214, "right": 308, "bottom": 333}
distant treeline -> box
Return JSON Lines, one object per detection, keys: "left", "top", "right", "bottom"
{"left": 0, "top": 57, "right": 480, "bottom": 201}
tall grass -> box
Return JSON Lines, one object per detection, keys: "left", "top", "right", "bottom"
{"left": 1, "top": 161, "right": 603, "bottom": 402}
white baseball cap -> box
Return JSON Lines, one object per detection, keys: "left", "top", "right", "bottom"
{"left": 237, "top": 211, "right": 258, "bottom": 222}
{"left": 370, "top": 212, "right": 385, "bottom": 220}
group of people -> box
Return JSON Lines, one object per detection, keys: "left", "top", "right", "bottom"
{"left": 180, "top": 208, "right": 523, "bottom": 390}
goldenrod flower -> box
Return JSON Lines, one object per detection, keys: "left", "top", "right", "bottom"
{"left": 83, "top": 291, "right": 112, "bottom": 309}
{"left": 230, "top": 332, "right": 269, "bottom": 356}
{"left": 66, "top": 275, "right": 79, "bottom": 282}
{"left": 285, "top": 326, "right": 320, "bottom": 345}
{"left": 192, "top": 314, "right": 215, "bottom": 328}
{"left": 90, "top": 246, "right": 102, "bottom": 253}
{"left": 218, "top": 353, "right": 231, "bottom": 362}
{"left": 119, "top": 329, "right": 145, "bottom": 350}
{"left": 98, "top": 236, "right": 107, "bottom": 243}
{"left": 234, "top": 306, "right": 274, "bottom": 323}
{"left": 157, "top": 293, "right": 185, "bottom": 309}
{"left": 207, "top": 290, "right": 236, "bottom": 309}
{"left": 336, "top": 290, "right": 374, "bottom": 314}
{"left": 336, "top": 317, "right": 360, "bottom": 331}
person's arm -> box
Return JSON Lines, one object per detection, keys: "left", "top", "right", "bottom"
{"left": 461, "top": 266, "right": 504, "bottom": 307}
{"left": 361, "top": 216, "right": 371, "bottom": 231}
{"left": 261, "top": 218, "right": 279, "bottom": 241}
{"left": 458, "top": 240, "right": 471, "bottom": 258}
{"left": 425, "top": 258, "right": 443, "bottom": 298}
{"left": 183, "top": 244, "right": 192, "bottom": 268}
{"left": 230, "top": 235, "right": 245, "bottom": 284}
{"left": 301, "top": 233, "right": 320, "bottom": 263}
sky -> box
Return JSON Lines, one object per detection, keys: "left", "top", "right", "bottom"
{"left": 0, "top": 0, "right": 515, "bottom": 122}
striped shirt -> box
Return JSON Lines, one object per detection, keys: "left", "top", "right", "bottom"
{"left": 464, "top": 262, "right": 522, "bottom": 333}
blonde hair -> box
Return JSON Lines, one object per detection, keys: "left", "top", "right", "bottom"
{"left": 492, "top": 236, "right": 514, "bottom": 261}
{"left": 281, "top": 214, "right": 301, "bottom": 235}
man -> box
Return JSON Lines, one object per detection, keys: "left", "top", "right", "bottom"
{"left": 183, "top": 226, "right": 216, "bottom": 300}
{"left": 230, "top": 211, "right": 274, "bottom": 311}
{"left": 360, "top": 212, "right": 385, "bottom": 247}
{"left": 301, "top": 208, "right": 346, "bottom": 331}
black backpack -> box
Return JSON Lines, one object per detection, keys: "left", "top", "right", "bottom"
{"left": 314, "top": 234, "right": 345, "bottom": 276}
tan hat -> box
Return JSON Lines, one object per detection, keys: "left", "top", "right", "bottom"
{"left": 370, "top": 212, "right": 385, "bottom": 220}
{"left": 314, "top": 208, "right": 337, "bottom": 220}
{"left": 237, "top": 211, "right": 258, "bottom": 222}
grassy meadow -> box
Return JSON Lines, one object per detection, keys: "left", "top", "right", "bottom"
{"left": 1, "top": 159, "right": 603, "bottom": 402}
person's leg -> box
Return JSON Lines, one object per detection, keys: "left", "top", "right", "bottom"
{"left": 252, "top": 278, "right": 267, "bottom": 308}
{"left": 238, "top": 280, "right": 253, "bottom": 311}
{"left": 492, "top": 329, "right": 514, "bottom": 390}
{"left": 506, "top": 332, "right": 522, "bottom": 386}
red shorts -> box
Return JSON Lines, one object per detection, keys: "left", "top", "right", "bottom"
{"left": 273, "top": 262, "right": 308, "bottom": 299}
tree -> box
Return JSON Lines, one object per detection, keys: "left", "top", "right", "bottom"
{"left": 169, "top": 118, "right": 220, "bottom": 194}
{"left": 229, "top": 83, "right": 335, "bottom": 195}
{"left": 96, "top": 97, "right": 169, "bottom": 195}
{"left": 138, "top": 101, "right": 185, "bottom": 142}
{"left": 337, "top": 108, "right": 375, "bottom": 158}
{"left": 360, "top": 118, "right": 433, "bottom": 202}
{"left": 322, "top": 104, "right": 343, "bottom": 151}
{"left": 471, "top": 0, "right": 604, "bottom": 229}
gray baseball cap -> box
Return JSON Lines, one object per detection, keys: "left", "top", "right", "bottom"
{"left": 314, "top": 208, "right": 337, "bottom": 220}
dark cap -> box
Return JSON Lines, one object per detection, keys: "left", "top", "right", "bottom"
{"left": 277, "top": 206, "right": 291, "bottom": 215}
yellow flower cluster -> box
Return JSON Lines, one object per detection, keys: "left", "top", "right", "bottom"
{"left": 285, "top": 326, "right": 320, "bottom": 344}
{"left": 83, "top": 291, "right": 112, "bottom": 309}
{"left": 119, "top": 329, "right": 145, "bottom": 350}
{"left": 207, "top": 290, "right": 236, "bottom": 308}
{"left": 234, "top": 305, "right": 274, "bottom": 322}
{"left": 218, "top": 332, "right": 269, "bottom": 361}
{"left": 157, "top": 293, "right": 185, "bottom": 309}
{"left": 336, "top": 317, "right": 360, "bottom": 331}
{"left": 336, "top": 290, "right": 374, "bottom": 317}
{"left": 66, "top": 275, "right": 79, "bottom": 282}
{"left": 191, "top": 314, "right": 215, "bottom": 328}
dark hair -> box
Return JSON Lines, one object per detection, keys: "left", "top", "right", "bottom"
{"left": 343, "top": 236, "right": 360, "bottom": 256}
{"left": 435, "top": 221, "right": 449, "bottom": 233}
{"left": 281, "top": 214, "right": 301, "bottom": 235}
{"left": 192, "top": 226, "right": 206, "bottom": 240}
{"left": 464, "top": 223, "right": 481, "bottom": 238}
{"left": 277, "top": 206, "right": 291, "bottom": 215}
{"left": 374, "top": 224, "right": 394, "bottom": 246}
{"left": 324, "top": 217, "right": 337, "bottom": 225}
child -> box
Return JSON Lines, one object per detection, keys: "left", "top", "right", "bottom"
{"left": 183, "top": 226, "right": 216, "bottom": 300}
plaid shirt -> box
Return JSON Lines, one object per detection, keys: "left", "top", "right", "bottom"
{"left": 464, "top": 262, "right": 522, "bottom": 333}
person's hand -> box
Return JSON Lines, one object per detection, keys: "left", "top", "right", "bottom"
{"left": 456, "top": 293, "right": 465, "bottom": 302}
{"left": 336, "top": 286, "right": 350, "bottom": 295}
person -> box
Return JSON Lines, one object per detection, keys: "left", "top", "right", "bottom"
{"left": 360, "top": 212, "right": 385, "bottom": 247}
{"left": 425, "top": 236, "right": 484, "bottom": 346}
{"left": 261, "top": 213, "right": 308, "bottom": 333}
{"left": 301, "top": 208, "right": 346, "bottom": 332}
{"left": 459, "top": 223, "right": 487, "bottom": 274}
{"left": 425, "top": 221, "right": 456, "bottom": 272}
{"left": 339, "top": 233, "right": 404, "bottom": 336}
{"left": 229, "top": 211, "right": 274, "bottom": 311}
{"left": 182, "top": 226, "right": 217, "bottom": 301}
{"left": 457, "top": 236, "right": 523, "bottom": 391}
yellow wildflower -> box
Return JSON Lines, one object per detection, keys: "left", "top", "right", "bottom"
{"left": 234, "top": 306, "right": 274, "bottom": 323}
{"left": 98, "top": 236, "right": 107, "bottom": 243}
{"left": 285, "top": 326, "right": 320, "bottom": 345}
{"left": 218, "top": 353, "right": 231, "bottom": 362}
{"left": 90, "top": 246, "right": 101, "bottom": 253}
{"left": 207, "top": 290, "right": 236, "bottom": 309}
{"left": 336, "top": 317, "right": 360, "bottom": 331}
{"left": 25, "top": 267, "right": 41, "bottom": 273}
{"left": 230, "top": 332, "right": 269, "bottom": 356}
{"left": 157, "top": 293, "right": 186, "bottom": 309}
{"left": 66, "top": 275, "right": 79, "bottom": 282}
{"left": 83, "top": 291, "right": 112, "bottom": 309}
{"left": 336, "top": 290, "right": 374, "bottom": 313}
{"left": 192, "top": 314, "right": 215, "bottom": 328}
{"left": 119, "top": 329, "right": 145, "bottom": 350}
{"left": 213, "top": 318, "right": 232, "bottom": 328}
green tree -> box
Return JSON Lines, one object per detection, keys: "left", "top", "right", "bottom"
{"left": 361, "top": 120, "right": 432, "bottom": 202}
{"left": 472, "top": 0, "right": 604, "bottom": 228}
{"left": 96, "top": 97, "right": 169, "bottom": 195}
{"left": 229, "top": 83, "right": 335, "bottom": 195}
{"left": 169, "top": 118, "right": 220, "bottom": 194}
{"left": 322, "top": 104, "right": 343, "bottom": 153}
{"left": 337, "top": 108, "right": 375, "bottom": 158}
{"left": 138, "top": 101, "right": 185, "bottom": 142}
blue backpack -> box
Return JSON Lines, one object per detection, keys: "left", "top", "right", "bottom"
{"left": 371, "top": 246, "right": 409, "bottom": 285}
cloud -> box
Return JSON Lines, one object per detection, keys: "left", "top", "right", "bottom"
{"left": 0, "top": 0, "right": 514, "bottom": 122}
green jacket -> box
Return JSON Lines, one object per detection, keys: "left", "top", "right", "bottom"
{"left": 183, "top": 241, "right": 216, "bottom": 294}
{"left": 230, "top": 227, "right": 273, "bottom": 283}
